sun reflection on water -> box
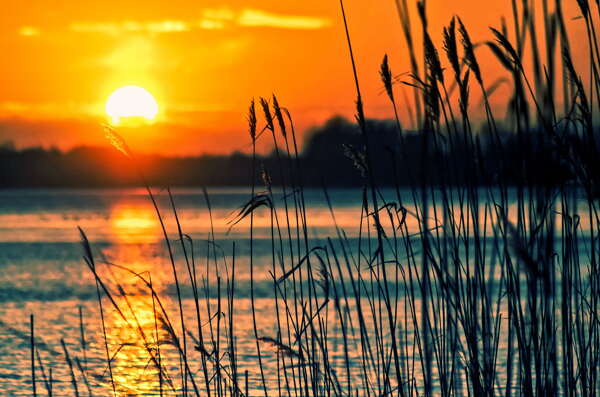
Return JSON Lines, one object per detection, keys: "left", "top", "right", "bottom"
{"left": 110, "top": 204, "right": 161, "bottom": 244}
{"left": 102, "top": 206, "right": 181, "bottom": 395}
{"left": 106, "top": 290, "right": 180, "bottom": 396}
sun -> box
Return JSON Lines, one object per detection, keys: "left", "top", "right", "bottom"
{"left": 105, "top": 85, "right": 159, "bottom": 125}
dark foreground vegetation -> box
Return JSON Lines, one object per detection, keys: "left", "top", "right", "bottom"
{"left": 25, "top": 0, "right": 600, "bottom": 396}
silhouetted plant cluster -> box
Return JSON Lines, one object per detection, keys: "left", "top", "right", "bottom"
{"left": 25, "top": 0, "right": 600, "bottom": 396}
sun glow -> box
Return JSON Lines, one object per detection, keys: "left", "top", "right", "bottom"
{"left": 105, "top": 85, "right": 159, "bottom": 125}
{"left": 110, "top": 205, "right": 160, "bottom": 243}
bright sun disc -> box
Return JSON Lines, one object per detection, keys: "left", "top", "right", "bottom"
{"left": 106, "top": 85, "right": 158, "bottom": 124}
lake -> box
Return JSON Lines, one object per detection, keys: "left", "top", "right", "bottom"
{"left": 0, "top": 187, "right": 380, "bottom": 396}
{"left": 0, "top": 187, "right": 594, "bottom": 396}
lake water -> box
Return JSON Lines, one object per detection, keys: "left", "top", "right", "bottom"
{"left": 0, "top": 187, "right": 379, "bottom": 396}
{"left": 0, "top": 187, "right": 593, "bottom": 396}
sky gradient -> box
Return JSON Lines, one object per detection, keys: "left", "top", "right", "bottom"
{"left": 1, "top": 1, "right": 587, "bottom": 154}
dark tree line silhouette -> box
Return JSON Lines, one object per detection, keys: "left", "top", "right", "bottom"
{"left": 0, "top": 116, "right": 582, "bottom": 188}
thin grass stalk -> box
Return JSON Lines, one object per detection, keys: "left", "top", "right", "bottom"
{"left": 248, "top": 100, "right": 269, "bottom": 397}
{"left": 150, "top": 276, "right": 164, "bottom": 397}
{"left": 34, "top": 350, "right": 51, "bottom": 396}
{"left": 79, "top": 228, "right": 117, "bottom": 396}
{"left": 339, "top": 2, "right": 407, "bottom": 394}
{"left": 78, "top": 307, "right": 87, "bottom": 375}
{"left": 30, "top": 314, "right": 36, "bottom": 397}
{"left": 75, "top": 357, "right": 93, "bottom": 397}
{"left": 60, "top": 339, "right": 80, "bottom": 397}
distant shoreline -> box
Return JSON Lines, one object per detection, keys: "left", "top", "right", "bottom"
{"left": 0, "top": 116, "right": 588, "bottom": 188}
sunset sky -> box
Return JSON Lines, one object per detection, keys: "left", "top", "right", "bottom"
{"left": 1, "top": 1, "right": 587, "bottom": 155}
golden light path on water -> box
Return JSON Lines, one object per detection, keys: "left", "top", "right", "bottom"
{"left": 96, "top": 198, "right": 336, "bottom": 395}
{"left": 110, "top": 204, "right": 161, "bottom": 244}
{"left": 104, "top": 204, "right": 177, "bottom": 395}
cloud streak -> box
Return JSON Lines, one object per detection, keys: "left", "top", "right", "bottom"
{"left": 69, "top": 20, "right": 191, "bottom": 35}
{"left": 238, "top": 9, "right": 331, "bottom": 29}
{"left": 19, "top": 26, "right": 40, "bottom": 36}
{"left": 50, "top": 8, "right": 331, "bottom": 36}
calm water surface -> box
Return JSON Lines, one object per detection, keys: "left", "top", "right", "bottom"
{"left": 0, "top": 188, "right": 377, "bottom": 396}
{"left": 0, "top": 188, "right": 591, "bottom": 395}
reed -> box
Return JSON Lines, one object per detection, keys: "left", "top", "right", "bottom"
{"left": 24, "top": 0, "right": 600, "bottom": 396}
{"left": 30, "top": 314, "right": 36, "bottom": 397}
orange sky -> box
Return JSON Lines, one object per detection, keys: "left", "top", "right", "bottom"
{"left": 0, "top": 1, "right": 589, "bottom": 155}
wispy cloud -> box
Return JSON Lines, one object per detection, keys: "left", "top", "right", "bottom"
{"left": 238, "top": 9, "right": 330, "bottom": 30}
{"left": 70, "top": 20, "right": 191, "bottom": 35}
{"left": 19, "top": 26, "right": 40, "bottom": 36}
{"left": 203, "top": 8, "right": 236, "bottom": 22}
{"left": 197, "top": 19, "right": 226, "bottom": 30}
{"left": 59, "top": 8, "right": 330, "bottom": 36}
